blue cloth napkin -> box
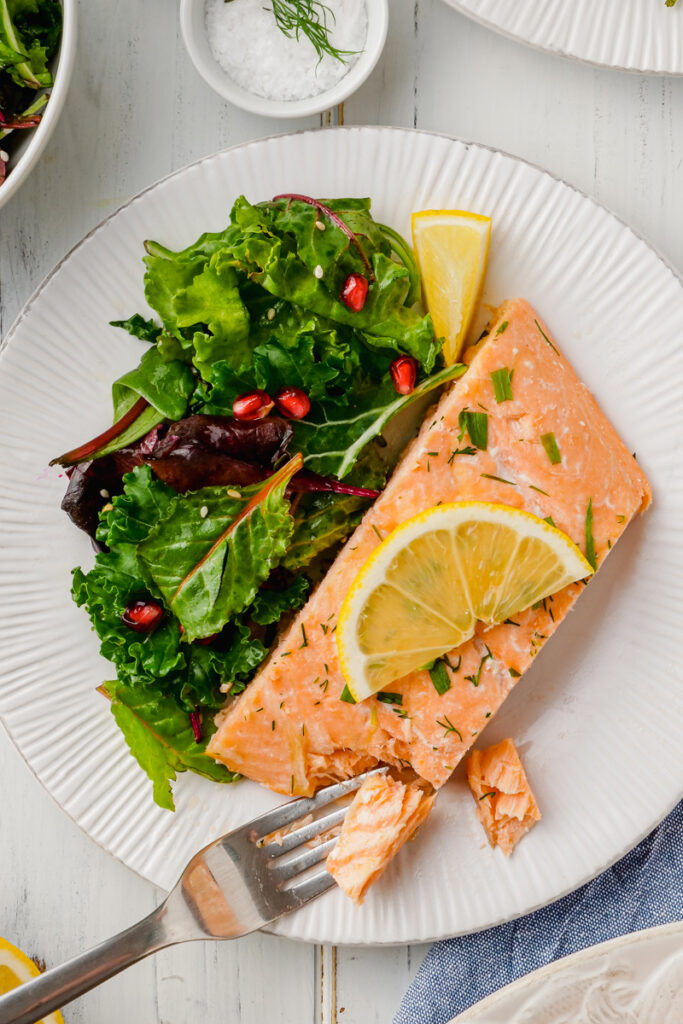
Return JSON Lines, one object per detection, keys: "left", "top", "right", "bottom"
{"left": 394, "top": 800, "right": 683, "bottom": 1024}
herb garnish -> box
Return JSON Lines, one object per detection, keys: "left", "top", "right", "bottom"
{"left": 540, "top": 432, "right": 561, "bottom": 465}
{"left": 436, "top": 716, "right": 463, "bottom": 740}
{"left": 491, "top": 368, "right": 513, "bottom": 403}
{"left": 261, "top": 1, "right": 358, "bottom": 64}
{"left": 509, "top": 667, "right": 521, "bottom": 678}
{"left": 340, "top": 684, "right": 356, "bottom": 704}
{"left": 299, "top": 624, "right": 308, "bottom": 648}
{"left": 544, "top": 515, "right": 556, "bottom": 527}
{"left": 585, "top": 498, "right": 597, "bottom": 570}
{"left": 495, "top": 321, "right": 509, "bottom": 335}
{"left": 535, "top": 318, "right": 559, "bottom": 355}
{"left": 529, "top": 484, "right": 550, "bottom": 496}
{"left": 448, "top": 445, "right": 477, "bottom": 462}
{"left": 479, "top": 791, "right": 497, "bottom": 800}
{"left": 458, "top": 409, "right": 488, "bottom": 451}
{"left": 429, "top": 659, "right": 452, "bottom": 696}
{"left": 481, "top": 473, "right": 516, "bottom": 486}
{"left": 377, "top": 691, "right": 403, "bottom": 706}
{"left": 465, "top": 647, "right": 492, "bottom": 687}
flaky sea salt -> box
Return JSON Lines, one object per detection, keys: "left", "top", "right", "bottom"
{"left": 205, "top": 0, "right": 368, "bottom": 102}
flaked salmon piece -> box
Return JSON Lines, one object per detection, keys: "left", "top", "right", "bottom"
{"left": 208, "top": 298, "right": 651, "bottom": 801}
{"left": 325, "top": 772, "right": 436, "bottom": 904}
{"left": 466, "top": 739, "right": 541, "bottom": 855}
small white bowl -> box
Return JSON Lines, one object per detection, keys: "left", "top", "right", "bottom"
{"left": 0, "top": 0, "right": 77, "bottom": 210}
{"left": 180, "top": 0, "right": 388, "bottom": 118}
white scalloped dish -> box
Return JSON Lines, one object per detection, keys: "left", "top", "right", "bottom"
{"left": 0, "top": 127, "right": 682, "bottom": 945}
{"left": 446, "top": 0, "right": 683, "bottom": 75}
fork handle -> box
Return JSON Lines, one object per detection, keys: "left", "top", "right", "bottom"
{"left": 0, "top": 905, "right": 172, "bottom": 1024}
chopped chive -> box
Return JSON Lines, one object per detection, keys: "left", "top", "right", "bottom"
{"left": 320, "top": 623, "right": 329, "bottom": 635}
{"left": 607, "top": 539, "right": 612, "bottom": 550}
{"left": 535, "top": 318, "right": 559, "bottom": 355}
{"left": 540, "top": 431, "right": 562, "bottom": 465}
{"left": 272, "top": 720, "right": 275, "bottom": 730}
{"left": 429, "top": 659, "right": 452, "bottom": 696}
{"left": 436, "top": 716, "right": 463, "bottom": 741}
{"left": 444, "top": 654, "right": 461, "bottom": 672}
{"left": 544, "top": 515, "right": 556, "bottom": 527}
{"left": 504, "top": 618, "right": 520, "bottom": 626}
{"left": 585, "top": 498, "right": 597, "bottom": 570}
{"left": 481, "top": 473, "right": 517, "bottom": 486}
{"left": 426, "top": 451, "right": 440, "bottom": 457}
{"left": 371, "top": 524, "right": 383, "bottom": 541}
{"left": 495, "top": 320, "right": 509, "bottom": 335}
{"left": 299, "top": 624, "right": 308, "bottom": 648}
{"left": 377, "top": 691, "right": 403, "bottom": 705}
{"left": 479, "top": 791, "right": 497, "bottom": 801}
{"left": 465, "top": 647, "right": 492, "bottom": 687}
{"left": 616, "top": 514, "right": 626, "bottom": 524}
{"left": 340, "top": 685, "right": 356, "bottom": 704}
{"left": 458, "top": 409, "right": 488, "bottom": 450}
{"left": 485, "top": 711, "right": 492, "bottom": 718}
{"left": 509, "top": 667, "right": 521, "bottom": 678}
{"left": 529, "top": 484, "right": 550, "bottom": 496}
{"left": 491, "top": 367, "right": 513, "bottom": 403}
{"left": 448, "top": 445, "right": 477, "bottom": 463}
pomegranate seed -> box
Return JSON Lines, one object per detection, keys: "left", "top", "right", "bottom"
{"left": 232, "top": 390, "right": 274, "bottom": 421}
{"left": 390, "top": 356, "right": 418, "bottom": 396}
{"left": 122, "top": 599, "right": 163, "bottom": 633}
{"left": 275, "top": 387, "right": 311, "bottom": 420}
{"left": 340, "top": 273, "right": 368, "bottom": 312}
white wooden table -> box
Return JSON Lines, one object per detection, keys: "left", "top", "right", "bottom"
{"left": 1, "top": 2, "right": 682, "bottom": 1022}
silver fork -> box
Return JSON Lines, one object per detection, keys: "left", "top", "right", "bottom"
{"left": 0, "top": 768, "right": 384, "bottom": 1024}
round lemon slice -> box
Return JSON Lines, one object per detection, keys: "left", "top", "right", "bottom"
{"left": 337, "top": 502, "right": 593, "bottom": 702}
{"left": 412, "top": 209, "right": 491, "bottom": 365}
{"left": 0, "top": 936, "right": 64, "bottom": 1023}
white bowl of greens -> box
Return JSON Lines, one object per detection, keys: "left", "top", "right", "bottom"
{"left": 180, "top": 0, "right": 388, "bottom": 118}
{"left": 0, "top": 0, "right": 76, "bottom": 209}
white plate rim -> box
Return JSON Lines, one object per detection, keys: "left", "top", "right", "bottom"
{"left": 444, "top": 0, "right": 683, "bottom": 77}
{"left": 0, "top": 125, "right": 682, "bottom": 945}
{"left": 449, "top": 919, "right": 683, "bottom": 1021}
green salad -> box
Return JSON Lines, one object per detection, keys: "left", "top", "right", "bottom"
{"left": 54, "top": 194, "right": 459, "bottom": 809}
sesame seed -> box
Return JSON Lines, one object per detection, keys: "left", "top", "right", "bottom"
{"left": 314, "top": 264, "right": 324, "bottom": 279}
{"left": 200, "top": 505, "right": 209, "bottom": 518}
{"left": 267, "top": 307, "right": 276, "bottom": 321}
{"left": 226, "top": 488, "right": 241, "bottom": 498}
{"left": 0, "top": 151, "right": 8, "bottom": 163}
{"left": 315, "top": 220, "right": 326, "bottom": 231}
{"left": 99, "top": 488, "right": 110, "bottom": 499}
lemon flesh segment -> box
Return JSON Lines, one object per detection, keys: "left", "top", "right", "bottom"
{"left": 0, "top": 937, "right": 64, "bottom": 1023}
{"left": 337, "top": 502, "right": 593, "bottom": 702}
{"left": 412, "top": 209, "right": 491, "bottom": 365}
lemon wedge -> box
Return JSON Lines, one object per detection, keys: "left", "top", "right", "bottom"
{"left": 0, "top": 936, "right": 63, "bottom": 1023}
{"left": 337, "top": 502, "right": 592, "bottom": 701}
{"left": 412, "top": 209, "right": 491, "bottom": 364}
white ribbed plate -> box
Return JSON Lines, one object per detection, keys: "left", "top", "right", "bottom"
{"left": 447, "top": 0, "right": 683, "bottom": 75}
{"left": 452, "top": 921, "right": 683, "bottom": 1022}
{"left": 0, "top": 127, "right": 682, "bottom": 945}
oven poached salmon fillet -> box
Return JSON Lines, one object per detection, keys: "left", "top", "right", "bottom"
{"left": 466, "top": 739, "right": 541, "bottom": 855}
{"left": 208, "top": 298, "right": 651, "bottom": 891}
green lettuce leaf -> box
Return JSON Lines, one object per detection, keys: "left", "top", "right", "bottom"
{"left": 228, "top": 196, "right": 441, "bottom": 369}
{"left": 103, "top": 680, "right": 238, "bottom": 812}
{"left": 283, "top": 492, "right": 370, "bottom": 571}
{"left": 109, "top": 314, "right": 162, "bottom": 345}
{"left": 138, "top": 456, "right": 301, "bottom": 641}
{"left": 291, "top": 363, "right": 466, "bottom": 478}
{"left": 112, "top": 347, "right": 195, "bottom": 422}
{"left": 249, "top": 574, "right": 310, "bottom": 625}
